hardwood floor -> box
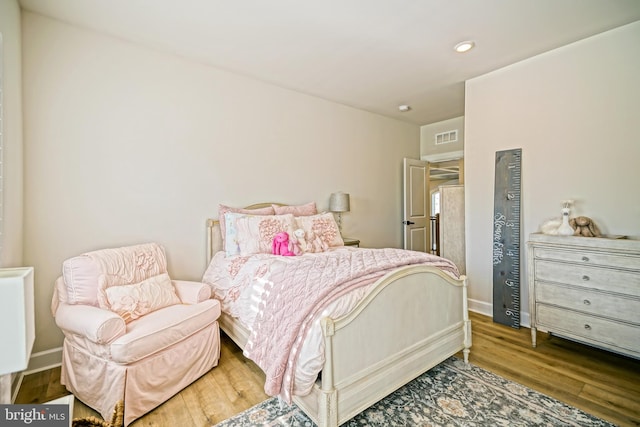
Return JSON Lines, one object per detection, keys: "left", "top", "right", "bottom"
{"left": 16, "top": 312, "right": 640, "bottom": 426}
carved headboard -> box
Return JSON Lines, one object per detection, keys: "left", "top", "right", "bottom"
{"left": 206, "top": 203, "right": 285, "bottom": 263}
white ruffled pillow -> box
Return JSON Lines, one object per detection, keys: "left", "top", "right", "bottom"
{"left": 104, "top": 273, "right": 181, "bottom": 323}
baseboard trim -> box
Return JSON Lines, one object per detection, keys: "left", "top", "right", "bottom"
{"left": 468, "top": 298, "right": 492, "bottom": 317}
{"left": 25, "top": 347, "right": 63, "bottom": 375}
{"left": 468, "top": 299, "right": 531, "bottom": 329}
{"left": 9, "top": 348, "right": 63, "bottom": 403}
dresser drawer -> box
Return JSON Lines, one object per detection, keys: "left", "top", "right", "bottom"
{"left": 534, "top": 247, "right": 640, "bottom": 271}
{"left": 536, "top": 282, "right": 640, "bottom": 324}
{"left": 537, "top": 304, "right": 640, "bottom": 354}
{"left": 535, "top": 259, "right": 640, "bottom": 297}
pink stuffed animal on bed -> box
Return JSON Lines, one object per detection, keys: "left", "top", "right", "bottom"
{"left": 272, "top": 232, "right": 295, "bottom": 256}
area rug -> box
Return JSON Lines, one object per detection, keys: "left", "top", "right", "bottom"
{"left": 213, "top": 357, "right": 614, "bottom": 427}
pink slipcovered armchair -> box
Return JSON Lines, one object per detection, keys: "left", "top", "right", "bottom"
{"left": 51, "top": 243, "right": 220, "bottom": 426}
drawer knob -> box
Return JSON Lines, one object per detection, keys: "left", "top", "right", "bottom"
{"left": 582, "top": 256, "right": 590, "bottom": 262}
{"left": 583, "top": 299, "right": 591, "bottom": 305}
{"left": 582, "top": 275, "right": 590, "bottom": 281}
{"left": 584, "top": 324, "right": 592, "bottom": 330}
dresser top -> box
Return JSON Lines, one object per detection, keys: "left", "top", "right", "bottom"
{"left": 528, "top": 232, "right": 640, "bottom": 253}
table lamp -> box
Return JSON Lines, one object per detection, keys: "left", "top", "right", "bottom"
{"left": 329, "top": 192, "right": 350, "bottom": 232}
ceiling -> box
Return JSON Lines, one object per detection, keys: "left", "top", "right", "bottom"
{"left": 18, "top": 0, "right": 640, "bottom": 125}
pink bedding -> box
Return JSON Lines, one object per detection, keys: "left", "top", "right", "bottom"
{"left": 202, "top": 246, "right": 459, "bottom": 402}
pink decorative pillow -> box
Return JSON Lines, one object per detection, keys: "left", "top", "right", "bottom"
{"left": 295, "top": 213, "right": 344, "bottom": 252}
{"left": 218, "top": 204, "right": 275, "bottom": 245}
{"left": 234, "top": 214, "right": 296, "bottom": 256}
{"left": 272, "top": 202, "right": 317, "bottom": 216}
{"left": 103, "top": 273, "right": 181, "bottom": 323}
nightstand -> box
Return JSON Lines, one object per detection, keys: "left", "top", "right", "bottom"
{"left": 343, "top": 237, "right": 360, "bottom": 247}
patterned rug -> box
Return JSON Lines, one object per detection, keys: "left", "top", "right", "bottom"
{"left": 213, "top": 357, "right": 614, "bottom": 427}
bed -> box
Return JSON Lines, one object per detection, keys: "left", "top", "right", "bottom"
{"left": 204, "top": 203, "right": 471, "bottom": 427}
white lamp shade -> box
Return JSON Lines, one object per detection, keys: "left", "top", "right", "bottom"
{"left": 0, "top": 267, "right": 35, "bottom": 375}
{"left": 329, "top": 192, "right": 350, "bottom": 213}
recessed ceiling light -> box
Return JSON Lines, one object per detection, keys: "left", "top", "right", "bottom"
{"left": 398, "top": 105, "right": 411, "bottom": 112}
{"left": 454, "top": 41, "right": 475, "bottom": 53}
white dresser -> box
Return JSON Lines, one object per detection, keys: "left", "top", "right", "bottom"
{"left": 528, "top": 233, "right": 640, "bottom": 359}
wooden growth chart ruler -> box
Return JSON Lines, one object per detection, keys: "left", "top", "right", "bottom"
{"left": 492, "top": 148, "right": 522, "bottom": 328}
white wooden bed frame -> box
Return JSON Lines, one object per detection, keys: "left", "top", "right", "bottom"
{"left": 206, "top": 204, "right": 471, "bottom": 427}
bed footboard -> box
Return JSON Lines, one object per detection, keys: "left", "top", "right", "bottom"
{"left": 293, "top": 265, "right": 470, "bottom": 427}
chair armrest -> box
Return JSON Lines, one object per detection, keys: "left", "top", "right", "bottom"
{"left": 172, "top": 280, "right": 211, "bottom": 304}
{"left": 55, "top": 303, "right": 126, "bottom": 344}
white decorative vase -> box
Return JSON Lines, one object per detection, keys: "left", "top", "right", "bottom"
{"left": 556, "top": 208, "right": 575, "bottom": 236}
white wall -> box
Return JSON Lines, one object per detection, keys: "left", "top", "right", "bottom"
{"left": 0, "top": 0, "right": 24, "bottom": 268}
{"left": 21, "top": 12, "right": 420, "bottom": 354}
{"left": 464, "top": 22, "right": 640, "bottom": 322}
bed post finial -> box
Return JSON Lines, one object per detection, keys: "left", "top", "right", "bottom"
{"left": 319, "top": 317, "right": 338, "bottom": 427}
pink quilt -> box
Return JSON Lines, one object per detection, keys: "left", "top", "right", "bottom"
{"left": 229, "top": 247, "right": 459, "bottom": 402}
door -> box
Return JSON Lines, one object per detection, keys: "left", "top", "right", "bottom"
{"left": 439, "top": 185, "right": 466, "bottom": 274}
{"left": 403, "top": 158, "right": 429, "bottom": 251}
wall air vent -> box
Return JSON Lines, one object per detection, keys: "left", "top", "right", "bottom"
{"left": 435, "top": 130, "right": 458, "bottom": 145}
